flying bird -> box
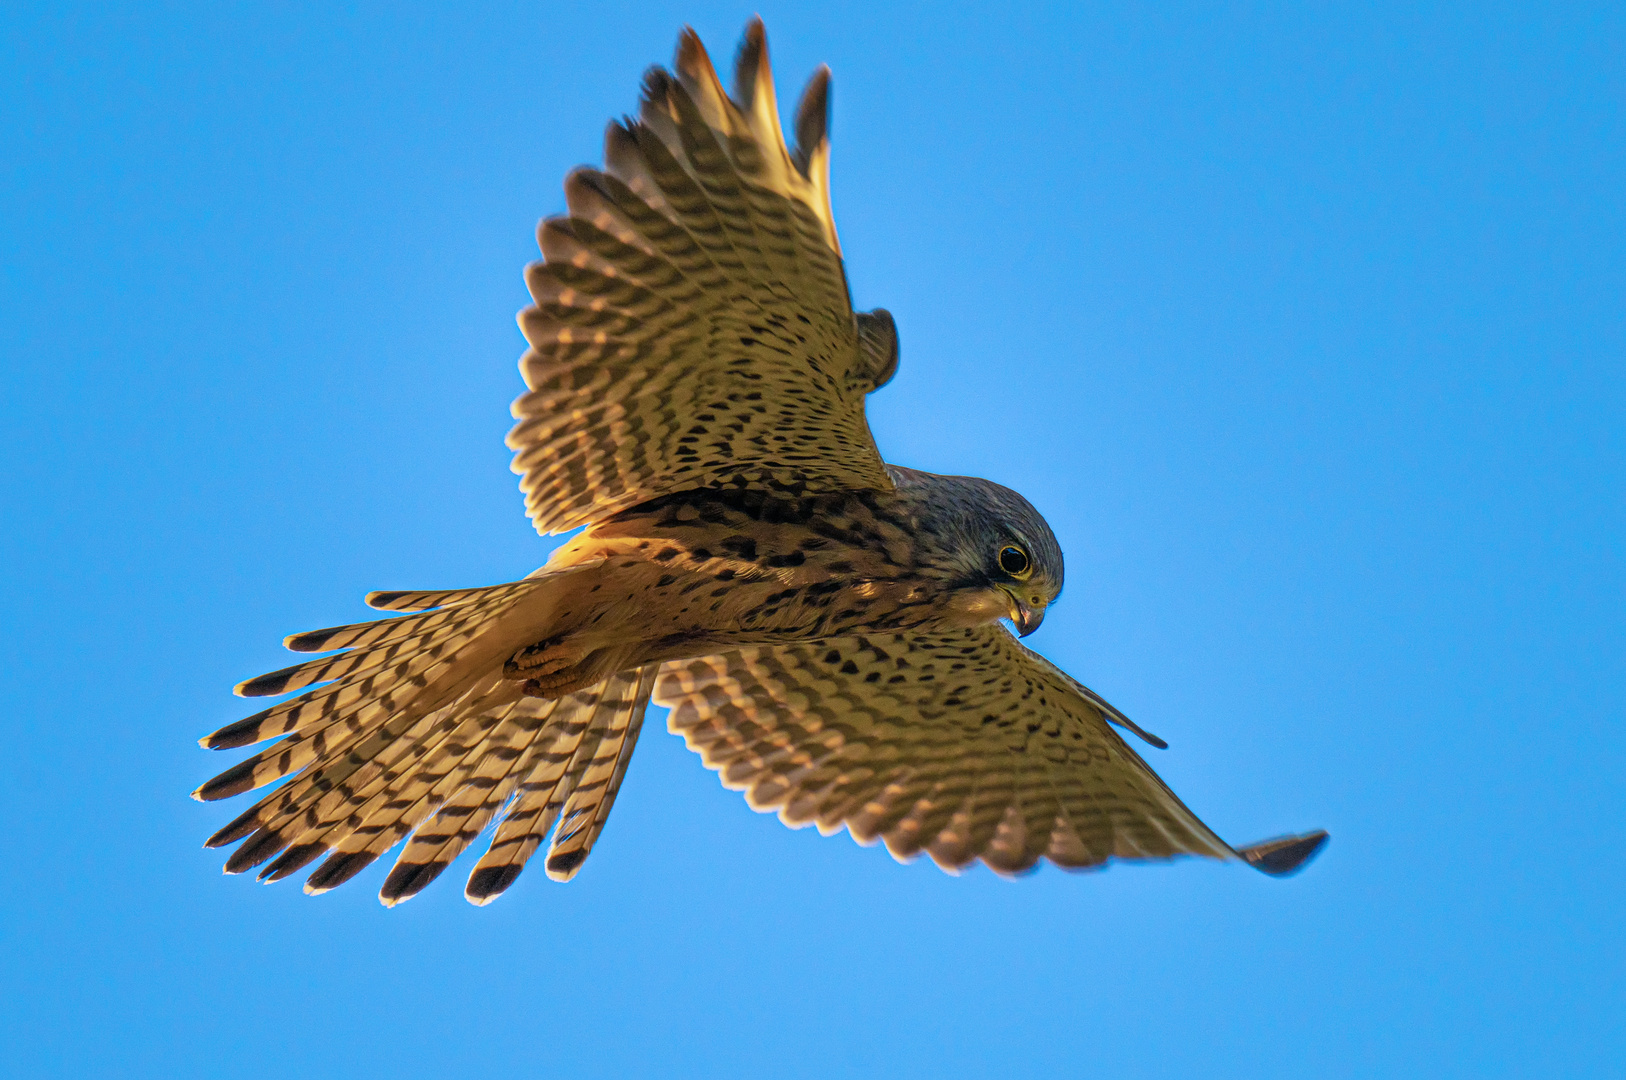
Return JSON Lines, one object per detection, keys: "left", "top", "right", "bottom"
{"left": 194, "top": 19, "right": 1328, "bottom": 906}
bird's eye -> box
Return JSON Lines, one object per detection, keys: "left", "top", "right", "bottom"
{"left": 998, "top": 545, "right": 1031, "bottom": 577}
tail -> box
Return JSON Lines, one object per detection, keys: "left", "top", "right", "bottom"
{"left": 194, "top": 575, "right": 656, "bottom": 905}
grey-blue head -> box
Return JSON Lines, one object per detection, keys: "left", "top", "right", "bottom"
{"left": 886, "top": 465, "right": 1064, "bottom": 636}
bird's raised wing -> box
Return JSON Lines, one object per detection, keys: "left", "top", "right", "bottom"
{"left": 509, "top": 20, "right": 898, "bottom": 536}
{"left": 656, "top": 625, "right": 1327, "bottom": 876}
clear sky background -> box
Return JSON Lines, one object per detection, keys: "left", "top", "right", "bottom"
{"left": 3, "top": 3, "right": 1621, "bottom": 1077}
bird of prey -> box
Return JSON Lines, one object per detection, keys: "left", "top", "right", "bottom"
{"left": 194, "top": 19, "right": 1327, "bottom": 906}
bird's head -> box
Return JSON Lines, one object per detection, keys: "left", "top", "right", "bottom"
{"left": 888, "top": 467, "right": 1064, "bottom": 637}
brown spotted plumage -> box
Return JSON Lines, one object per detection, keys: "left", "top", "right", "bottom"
{"left": 659, "top": 628, "right": 1298, "bottom": 874}
{"left": 195, "top": 19, "right": 1326, "bottom": 906}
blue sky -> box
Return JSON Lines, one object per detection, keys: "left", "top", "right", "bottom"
{"left": 2, "top": 2, "right": 1621, "bottom": 1077}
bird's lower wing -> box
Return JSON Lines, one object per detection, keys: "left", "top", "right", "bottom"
{"left": 655, "top": 625, "right": 1326, "bottom": 876}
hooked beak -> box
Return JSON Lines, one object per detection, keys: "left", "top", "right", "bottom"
{"left": 1009, "top": 595, "right": 1046, "bottom": 638}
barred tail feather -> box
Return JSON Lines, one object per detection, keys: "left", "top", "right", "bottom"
{"left": 203, "top": 572, "right": 598, "bottom": 887}
{"left": 300, "top": 690, "right": 541, "bottom": 896}
{"left": 195, "top": 627, "right": 509, "bottom": 798}
{"left": 461, "top": 667, "right": 654, "bottom": 904}
{"left": 214, "top": 673, "right": 508, "bottom": 875}
{"left": 280, "top": 601, "right": 483, "bottom": 656}
{"left": 377, "top": 705, "right": 561, "bottom": 905}
{"left": 252, "top": 677, "right": 525, "bottom": 885}
{"left": 545, "top": 665, "right": 658, "bottom": 881}
{"left": 198, "top": 581, "right": 544, "bottom": 755}
{"left": 200, "top": 569, "right": 662, "bottom": 902}
{"left": 460, "top": 726, "right": 593, "bottom": 904}
{"left": 364, "top": 583, "right": 536, "bottom": 612}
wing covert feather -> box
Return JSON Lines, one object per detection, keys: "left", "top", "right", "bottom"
{"left": 655, "top": 625, "right": 1245, "bottom": 875}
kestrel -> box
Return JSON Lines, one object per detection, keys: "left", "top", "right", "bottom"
{"left": 195, "top": 20, "right": 1327, "bottom": 906}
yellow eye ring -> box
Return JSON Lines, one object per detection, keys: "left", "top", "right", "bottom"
{"left": 998, "top": 545, "right": 1032, "bottom": 578}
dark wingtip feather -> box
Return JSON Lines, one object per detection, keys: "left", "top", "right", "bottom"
{"left": 1135, "top": 727, "right": 1169, "bottom": 751}
{"left": 731, "top": 17, "right": 767, "bottom": 109}
{"left": 639, "top": 64, "right": 675, "bottom": 109}
{"left": 545, "top": 849, "right": 588, "bottom": 877}
{"left": 791, "top": 65, "right": 831, "bottom": 176}
{"left": 380, "top": 860, "right": 451, "bottom": 907}
{"left": 234, "top": 665, "right": 299, "bottom": 698}
{"left": 303, "top": 851, "right": 379, "bottom": 895}
{"left": 204, "top": 806, "right": 262, "bottom": 848}
{"left": 564, "top": 166, "right": 617, "bottom": 209}
{"left": 365, "top": 589, "right": 449, "bottom": 612}
{"left": 465, "top": 864, "right": 523, "bottom": 905}
{"left": 283, "top": 627, "right": 341, "bottom": 653}
{"left": 193, "top": 760, "right": 258, "bottom": 802}
{"left": 1100, "top": 707, "right": 1167, "bottom": 749}
{"left": 537, "top": 214, "right": 582, "bottom": 264}
{"left": 1239, "top": 830, "right": 1329, "bottom": 876}
{"left": 603, "top": 117, "right": 641, "bottom": 175}
{"left": 258, "top": 842, "right": 329, "bottom": 883}
{"left": 674, "top": 25, "right": 707, "bottom": 81}
{"left": 200, "top": 707, "right": 273, "bottom": 751}
{"left": 223, "top": 830, "right": 291, "bottom": 875}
